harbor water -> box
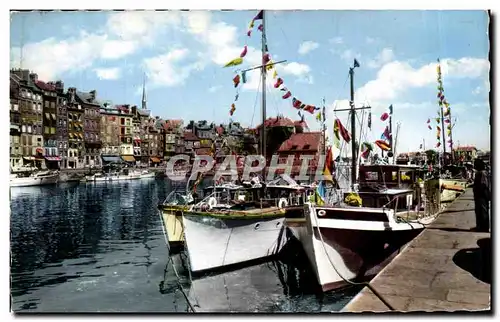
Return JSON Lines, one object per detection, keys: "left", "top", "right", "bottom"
{"left": 10, "top": 178, "right": 360, "bottom": 313}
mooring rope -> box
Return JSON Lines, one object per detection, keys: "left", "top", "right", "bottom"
{"left": 157, "top": 210, "right": 197, "bottom": 312}
{"left": 311, "top": 207, "right": 396, "bottom": 311}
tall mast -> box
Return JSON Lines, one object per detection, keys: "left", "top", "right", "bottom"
{"left": 261, "top": 10, "right": 267, "bottom": 161}
{"left": 389, "top": 105, "right": 394, "bottom": 164}
{"left": 349, "top": 64, "right": 356, "bottom": 189}
{"left": 437, "top": 58, "right": 447, "bottom": 166}
{"left": 322, "top": 97, "right": 326, "bottom": 154}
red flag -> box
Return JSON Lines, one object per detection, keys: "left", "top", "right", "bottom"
{"left": 335, "top": 119, "right": 351, "bottom": 143}
{"left": 292, "top": 97, "right": 302, "bottom": 109}
{"left": 380, "top": 112, "right": 389, "bottom": 121}
{"left": 258, "top": 24, "right": 263, "bottom": 32}
{"left": 233, "top": 74, "right": 240, "bottom": 88}
{"left": 240, "top": 46, "right": 247, "bottom": 58}
{"left": 247, "top": 30, "right": 252, "bottom": 37}
{"left": 426, "top": 118, "right": 430, "bottom": 124}
{"left": 428, "top": 125, "right": 432, "bottom": 130}
{"left": 282, "top": 91, "right": 291, "bottom": 99}
{"left": 274, "top": 77, "right": 283, "bottom": 88}
{"left": 375, "top": 140, "right": 390, "bottom": 151}
{"left": 263, "top": 53, "right": 271, "bottom": 65}
{"left": 304, "top": 105, "right": 316, "bottom": 114}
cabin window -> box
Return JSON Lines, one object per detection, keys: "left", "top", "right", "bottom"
{"left": 365, "top": 171, "right": 378, "bottom": 181}
{"left": 400, "top": 171, "right": 412, "bottom": 182}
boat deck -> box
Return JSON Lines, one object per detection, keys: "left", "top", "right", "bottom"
{"left": 342, "top": 189, "right": 491, "bottom": 312}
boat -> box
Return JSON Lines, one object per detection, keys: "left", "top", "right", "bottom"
{"left": 83, "top": 168, "right": 154, "bottom": 182}
{"left": 181, "top": 174, "right": 314, "bottom": 274}
{"left": 10, "top": 170, "right": 59, "bottom": 187}
{"left": 284, "top": 60, "right": 442, "bottom": 292}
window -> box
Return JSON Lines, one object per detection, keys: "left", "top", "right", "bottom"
{"left": 45, "top": 101, "right": 49, "bottom": 108}
{"left": 32, "top": 103, "right": 36, "bottom": 111}
{"left": 21, "top": 125, "right": 26, "bottom": 133}
{"left": 44, "top": 127, "right": 49, "bottom": 134}
{"left": 38, "top": 103, "right": 42, "bottom": 112}
{"left": 14, "top": 104, "right": 19, "bottom": 111}
{"left": 50, "top": 127, "right": 56, "bottom": 134}
{"left": 27, "top": 126, "right": 32, "bottom": 133}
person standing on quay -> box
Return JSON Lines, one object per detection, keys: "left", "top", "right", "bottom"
{"left": 473, "top": 158, "right": 490, "bottom": 232}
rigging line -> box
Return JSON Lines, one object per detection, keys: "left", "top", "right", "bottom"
{"left": 250, "top": 75, "right": 262, "bottom": 127}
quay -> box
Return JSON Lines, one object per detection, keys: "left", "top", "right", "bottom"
{"left": 342, "top": 188, "right": 491, "bottom": 312}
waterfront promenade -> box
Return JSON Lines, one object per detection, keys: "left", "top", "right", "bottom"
{"left": 343, "top": 188, "right": 491, "bottom": 312}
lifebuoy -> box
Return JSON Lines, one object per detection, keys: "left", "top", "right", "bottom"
{"left": 278, "top": 198, "right": 288, "bottom": 209}
{"left": 208, "top": 197, "right": 217, "bottom": 209}
{"left": 318, "top": 210, "right": 326, "bottom": 217}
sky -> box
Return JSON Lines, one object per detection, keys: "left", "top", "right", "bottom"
{"left": 9, "top": 10, "right": 490, "bottom": 153}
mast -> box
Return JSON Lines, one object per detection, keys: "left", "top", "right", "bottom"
{"left": 437, "top": 58, "right": 447, "bottom": 166}
{"left": 261, "top": 10, "right": 267, "bottom": 162}
{"left": 389, "top": 105, "right": 393, "bottom": 164}
{"left": 322, "top": 97, "right": 326, "bottom": 154}
{"left": 349, "top": 64, "right": 356, "bottom": 188}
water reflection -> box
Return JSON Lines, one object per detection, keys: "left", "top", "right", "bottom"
{"left": 10, "top": 179, "right": 358, "bottom": 313}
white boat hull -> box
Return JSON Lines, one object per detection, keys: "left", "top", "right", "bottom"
{"left": 182, "top": 214, "right": 286, "bottom": 273}
{"left": 286, "top": 206, "right": 424, "bottom": 292}
{"left": 10, "top": 174, "right": 59, "bottom": 187}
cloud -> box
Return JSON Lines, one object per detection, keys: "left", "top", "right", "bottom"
{"left": 365, "top": 37, "right": 377, "bottom": 44}
{"left": 10, "top": 11, "right": 184, "bottom": 81}
{"left": 356, "top": 57, "right": 490, "bottom": 104}
{"left": 94, "top": 67, "right": 121, "bottom": 80}
{"left": 339, "top": 49, "right": 362, "bottom": 63}
{"left": 280, "top": 62, "right": 311, "bottom": 77}
{"left": 298, "top": 41, "right": 319, "bottom": 55}
{"left": 208, "top": 85, "right": 222, "bottom": 93}
{"left": 144, "top": 48, "right": 203, "bottom": 87}
{"left": 366, "top": 48, "right": 395, "bottom": 69}
{"left": 329, "top": 37, "right": 343, "bottom": 44}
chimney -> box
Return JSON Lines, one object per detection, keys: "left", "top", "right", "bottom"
{"left": 89, "top": 90, "right": 96, "bottom": 101}
{"left": 55, "top": 80, "right": 64, "bottom": 94}
{"left": 29, "top": 73, "right": 38, "bottom": 82}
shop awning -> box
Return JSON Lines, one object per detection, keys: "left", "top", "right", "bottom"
{"left": 102, "top": 156, "right": 121, "bottom": 163}
{"left": 23, "top": 156, "right": 35, "bottom": 161}
{"left": 45, "top": 156, "right": 61, "bottom": 161}
{"left": 121, "top": 155, "right": 136, "bottom": 162}
{"left": 150, "top": 157, "right": 161, "bottom": 163}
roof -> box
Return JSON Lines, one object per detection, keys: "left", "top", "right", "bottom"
{"left": 256, "top": 116, "right": 295, "bottom": 130}
{"left": 184, "top": 131, "right": 199, "bottom": 141}
{"left": 76, "top": 91, "right": 100, "bottom": 106}
{"left": 454, "top": 146, "right": 477, "bottom": 152}
{"left": 34, "top": 80, "right": 56, "bottom": 92}
{"left": 278, "top": 132, "right": 321, "bottom": 152}
{"left": 164, "top": 119, "right": 183, "bottom": 131}
{"left": 137, "top": 109, "right": 151, "bottom": 117}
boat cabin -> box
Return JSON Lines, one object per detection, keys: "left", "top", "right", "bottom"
{"left": 358, "top": 164, "right": 423, "bottom": 190}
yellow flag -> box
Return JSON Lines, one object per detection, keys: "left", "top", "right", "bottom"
{"left": 273, "top": 69, "right": 278, "bottom": 79}
{"left": 266, "top": 60, "right": 274, "bottom": 71}
{"left": 316, "top": 112, "right": 321, "bottom": 122}
{"left": 224, "top": 57, "right": 243, "bottom": 68}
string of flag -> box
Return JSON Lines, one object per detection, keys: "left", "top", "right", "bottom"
{"left": 222, "top": 10, "right": 319, "bottom": 117}
{"left": 435, "top": 58, "right": 453, "bottom": 148}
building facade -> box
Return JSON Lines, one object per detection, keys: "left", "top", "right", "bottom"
{"left": 116, "top": 105, "right": 135, "bottom": 164}
{"left": 77, "top": 90, "right": 102, "bottom": 168}
{"left": 100, "top": 104, "right": 122, "bottom": 164}
{"left": 34, "top": 78, "right": 60, "bottom": 169}
{"left": 9, "top": 73, "right": 22, "bottom": 169}
{"left": 55, "top": 82, "right": 69, "bottom": 169}
{"left": 66, "top": 87, "right": 85, "bottom": 169}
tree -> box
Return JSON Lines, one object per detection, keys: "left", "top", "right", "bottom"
{"left": 425, "top": 149, "right": 438, "bottom": 164}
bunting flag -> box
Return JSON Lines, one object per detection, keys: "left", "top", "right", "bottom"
{"left": 240, "top": 46, "right": 248, "bottom": 58}
{"left": 304, "top": 105, "right": 318, "bottom": 114}
{"left": 263, "top": 53, "right": 271, "bottom": 65}
{"left": 382, "top": 126, "right": 391, "bottom": 141}
{"left": 241, "top": 71, "right": 247, "bottom": 84}
{"left": 444, "top": 118, "right": 450, "bottom": 124}
{"left": 436, "top": 142, "right": 441, "bottom": 148}
{"left": 224, "top": 57, "right": 243, "bottom": 68}
{"left": 427, "top": 118, "right": 431, "bottom": 124}
{"left": 333, "top": 119, "right": 341, "bottom": 149}
{"left": 380, "top": 112, "right": 389, "bottom": 121}
{"left": 316, "top": 111, "right": 322, "bottom": 121}
{"left": 292, "top": 97, "right": 302, "bottom": 109}
{"left": 335, "top": 118, "right": 351, "bottom": 143}
{"left": 274, "top": 77, "right": 284, "bottom": 88}
{"left": 253, "top": 10, "right": 264, "bottom": 21}
{"left": 273, "top": 69, "right": 278, "bottom": 79}
{"left": 368, "top": 112, "right": 372, "bottom": 129}
{"left": 361, "top": 142, "right": 373, "bottom": 159}
{"left": 375, "top": 140, "right": 390, "bottom": 151}
{"left": 428, "top": 125, "right": 432, "bottom": 130}
{"left": 258, "top": 24, "right": 263, "bottom": 32}
{"left": 229, "top": 103, "right": 236, "bottom": 116}
{"left": 323, "top": 146, "right": 334, "bottom": 182}
{"left": 282, "top": 91, "right": 291, "bottom": 99}
{"left": 233, "top": 74, "right": 241, "bottom": 88}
